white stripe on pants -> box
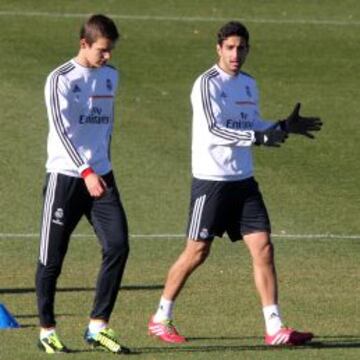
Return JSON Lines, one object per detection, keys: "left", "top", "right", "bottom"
{"left": 39, "top": 173, "right": 58, "bottom": 265}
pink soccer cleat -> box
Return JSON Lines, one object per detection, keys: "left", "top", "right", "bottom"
{"left": 148, "top": 316, "right": 186, "bottom": 343}
{"left": 265, "top": 327, "right": 314, "bottom": 346}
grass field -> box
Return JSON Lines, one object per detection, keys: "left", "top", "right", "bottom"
{"left": 0, "top": 0, "right": 359, "bottom": 359}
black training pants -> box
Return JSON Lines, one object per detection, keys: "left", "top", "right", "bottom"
{"left": 35, "top": 172, "right": 129, "bottom": 328}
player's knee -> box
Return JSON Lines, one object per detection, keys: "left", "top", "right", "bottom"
{"left": 38, "top": 261, "right": 63, "bottom": 278}
{"left": 193, "top": 242, "right": 211, "bottom": 265}
{"left": 104, "top": 239, "right": 129, "bottom": 259}
{"left": 258, "top": 241, "right": 274, "bottom": 264}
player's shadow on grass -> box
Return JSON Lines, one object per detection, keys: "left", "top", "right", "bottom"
{"left": 133, "top": 335, "right": 360, "bottom": 354}
{"left": 190, "top": 334, "right": 360, "bottom": 350}
{"left": 17, "top": 337, "right": 360, "bottom": 355}
{"left": 10, "top": 313, "right": 75, "bottom": 329}
{"left": 187, "top": 336, "right": 262, "bottom": 341}
{"left": 309, "top": 335, "right": 360, "bottom": 349}
{"left": 64, "top": 349, "right": 139, "bottom": 355}
{"left": 0, "top": 284, "right": 163, "bottom": 294}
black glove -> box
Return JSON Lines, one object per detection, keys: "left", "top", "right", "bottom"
{"left": 254, "top": 126, "right": 288, "bottom": 147}
{"left": 279, "top": 103, "right": 322, "bottom": 138}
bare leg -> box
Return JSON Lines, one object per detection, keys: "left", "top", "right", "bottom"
{"left": 243, "top": 232, "right": 278, "bottom": 306}
{"left": 148, "top": 239, "right": 212, "bottom": 342}
{"left": 244, "top": 231, "right": 314, "bottom": 344}
{"left": 162, "top": 239, "right": 212, "bottom": 301}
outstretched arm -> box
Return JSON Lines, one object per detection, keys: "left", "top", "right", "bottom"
{"left": 193, "top": 75, "right": 287, "bottom": 148}
{"left": 278, "top": 103, "right": 323, "bottom": 138}
{"left": 254, "top": 124, "right": 288, "bottom": 147}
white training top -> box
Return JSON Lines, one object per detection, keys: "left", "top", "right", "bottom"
{"left": 191, "top": 64, "right": 272, "bottom": 181}
{"left": 44, "top": 59, "right": 118, "bottom": 177}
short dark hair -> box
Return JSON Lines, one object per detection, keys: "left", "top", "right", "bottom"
{"left": 217, "top": 21, "right": 249, "bottom": 46}
{"left": 80, "top": 14, "right": 119, "bottom": 45}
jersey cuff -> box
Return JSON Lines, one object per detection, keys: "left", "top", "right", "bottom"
{"left": 80, "top": 167, "right": 94, "bottom": 179}
{"left": 250, "top": 131, "right": 256, "bottom": 144}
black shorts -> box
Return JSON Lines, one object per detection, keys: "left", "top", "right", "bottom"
{"left": 186, "top": 177, "right": 271, "bottom": 241}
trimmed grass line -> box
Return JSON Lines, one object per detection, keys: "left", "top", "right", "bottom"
{"left": 0, "top": 11, "right": 358, "bottom": 26}
{"left": 0, "top": 233, "right": 359, "bottom": 239}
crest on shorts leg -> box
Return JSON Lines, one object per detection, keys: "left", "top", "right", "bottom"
{"left": 199, "top": 228, "right": 209, "bottom": 239}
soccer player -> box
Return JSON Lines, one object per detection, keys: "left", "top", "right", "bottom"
{"left": 35, "top": 15, "right": 130, "bottom": 354}
{"left": 148, "top": 21, "right": 322, "bottom": 345}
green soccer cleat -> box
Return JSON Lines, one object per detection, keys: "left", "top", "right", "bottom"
{"left": 84, "top": 327, "right": 130, "bottom": 354}
{"left": 38, "top": 332, "right": 70, "bottom": 354}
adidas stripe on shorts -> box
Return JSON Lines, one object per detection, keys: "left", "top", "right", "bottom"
{"left": 186, "top": 177, "right": 271, "bottom": 241}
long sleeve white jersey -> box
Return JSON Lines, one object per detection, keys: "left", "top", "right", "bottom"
{"left": 191, "top": 64, "right": 273, "bottom": 181}
{"left": 44, "top": 59, "right": 119, "bottom": 177}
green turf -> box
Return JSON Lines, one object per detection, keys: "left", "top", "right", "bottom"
{"left": 1, "top": 238, "right": 359, "bottom": 359}
{"left": 0, "top": 0, "right": 359, "bottom": 359}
